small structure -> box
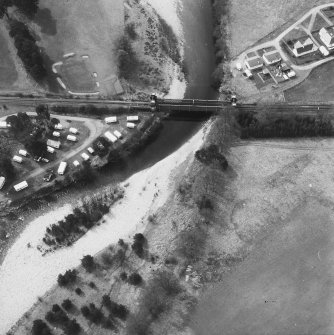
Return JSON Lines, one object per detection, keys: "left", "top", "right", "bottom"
{"left": 319, "top": 45, "right": 330, "bottom": 56}
{"left": 104, "top": 131, "right": 117, "bottom": 143}
{"left": 73, "top": 160, "right": 80, "bottom": 167}
{"left": 292, "top": 37, "right": 316, "bottom": 57}
{"left": 54, "top": 123, "right": 63, "bottom": 130}
{"left": 67, "top": 135, "right": 77, "bottom": 142}
{"left": 47, "top": 139, "right": 61, "bottom": 149}
{"left": 0, "top": 121, "right": 8, "bottom": 129}
{"left": 81, "top": 152, "right": 90, "bottom": 161}
{"left": 87, "top": 147, "right": 95, "bottom": 154}
{"left": 58, "top": 161, "right": 67, "bottom": 175}
{"left": 126, "top": 115, "right": 139, "bottom": 122}
{"left": 19, "top": 149, "right": 28, "bottom": 157}
{"left": 13, "top": 155, "right": 23, "bottom": 164}
{"left": 53, "top": 131, "right": 60, "bottom": 138}
{"left": 0, "top": 176, "right": 5, "bottom": 190}
{"left": 14, "top": 181, "right": 28, "bottom": 192}
{"left": 105, "top": 116, "right": 117, "bottom": 124}
{"left": 287, "top": 69, "right": 296, "bottom": 78}
{"left": 69, "top": 127, "right": 78, "bottom": 134}
{"left": 319, "top": 26, "right": 334, "bottom": 49}
{"left": 47, "top": 146, "right": 55, "bottom": 154}
{"left": 114, "top": 130, "right": 122, "bottom": 139}
{"left": 263, "top": 51, "right": 282, "bottom": 65}
{"left": 244, "top": 56, "right": 263, "bottom": 70}
{"left": 243, "top": 69, "right": 253, "bottom": 78}
{"left": 126, "top": 122, "right": 135, "bottom": 129}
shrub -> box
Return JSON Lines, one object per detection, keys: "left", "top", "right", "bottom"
{"left": 131, "top": 233, "right": 146, "bottom": 258}
{"left": 120, "top": 271, "right": 128, "bottom": 281}
{"left": 31, "top": 319, "right": 52, "bottom": 335}
{"left": 177, "top": 228, "right": 207, "bottom": 261}
{"left": 81, "top": 305, "right": 90, "bottom": 318}
{"left": 89, "top": 281, "right": 96, "bottom": 289}
{"left": 75, "top": 287, "right": 83, "bottom": 295}
{"left": 81, "top": 255, "right": 95, "bottom": 272}
{"left": 116, "top": 36, "right": 138, "bottom": 79}
{"left": 57, "top": 269, "right": 77, "bottom": 287}
{"left": 128, "top": 273, "right": 142, "bottom": 286}
{"left": 61, "top": 299, "right": 73, "bottom": 311}
{"left": 64, "top": 318, "right": 81, "bottom": 335}
{"left": 195, "top": 144, "right": 228, "bottom": 170}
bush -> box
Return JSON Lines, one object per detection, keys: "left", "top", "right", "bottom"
{"left": 61, "top": 299, "right": 73, "bottom": 311}
{"left": 120, "top": 271, "right": 128, "bottom": 281}
{"left": 57, "top": 269, "right": 77, "bottom": 287}
{"left": 116, "top": 36, "right": 138, "bottom": 79}
{"left": 195, "top": 144, "right": 228, "bottom": 170}
{"left": 81, "top": 305, "right": 90, "bottom": 318}
{"left": 75, "top": 287, "right": 83, "bottom": 295}
{"left": 128, "top": 273, "right": 143, "bottom": 286}
{"left": 64, "top": 318, "right": 81, "bottom": 335}
{"left": 81, "top": 255, "right": 95, "bottom": 272}
{"left": 31, "top": 319, "right": 52, "bottom": 335}
{"left": 131, "top": 233, "right": 146, "bottom": 258}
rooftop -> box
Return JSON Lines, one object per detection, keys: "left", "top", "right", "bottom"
{"left": 263, "top": 51, "right": 281, "bottom": 62}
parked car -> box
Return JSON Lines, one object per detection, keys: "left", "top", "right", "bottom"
{"left": 43, "top": 170, "right": 54, "bottom": 182}
{"left": 231, "top": 94, "right": 237, "bottom": 107}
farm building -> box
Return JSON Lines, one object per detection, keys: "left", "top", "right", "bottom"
{"left": 319, "top": 26, "right": 334, "bottom": 49}
{"left": 13, "top": 155, "right": 23, "bottom": 164}
{"left": 0, "top": 121, "right": 8, "bottom": 129}
{"left": 67, "top": 135, "right": 77, "bottom": 142}
{"left": 114, "top": 130, "right": 122, "bottom": 139}
{"left": 14, "top": 181, "right": 28, "bottom": 192}
{"left": 81, "top": 152, "right": 90, "bottom": 161}
{"left": 0, "top": 176, "right": 5, "bottom": 190}
{"left": 47, "top": 139, "right": 61, "bottom": 149}
{"left": 58, "top": 162, "right": 67, "bottom": 175}
{"left": 292, "top": 37, "right": 316, "bottom": 57}
{"left": 127, "top": 122, "right": 136, "bottom": 129}
{"left": 105, "top": 116, "right": 117, "bottom": 124}
{"left": 126, "top": 116, "right": 139, "bottom": 122}
{"left": 263, "top": 51, "right": 282, "bottom": 65}
{"left": 104, "top": 131, "right": 117, "bottom": 143}
{"left": 244, "top": 56, "right": 263, "bottom": 70}
{"left": 69, "top": 127, "right": 78, "bottom": 134}
{"left": 19, "top": 150, "right": 28, "bottom": 157}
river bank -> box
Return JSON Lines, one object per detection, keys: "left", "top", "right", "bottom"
{"left": 5, "top": 120, "right": 211, "bottom": 334}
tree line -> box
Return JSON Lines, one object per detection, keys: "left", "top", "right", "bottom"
{"left": 9, "top": 19, "right": 47, "bottom": 81}
{"left": 0, "top": 0, "right": 39, "bottom": 19}
{"left": 237, "top": 112, "right": 334, "bottom": 139}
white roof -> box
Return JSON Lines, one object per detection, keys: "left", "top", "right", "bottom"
{"left": 114, "top": 130, "right": 122, "bottom": 138}
{"left": 0, "top": 176, "right": 5, "bottom": 189}
{"left": 19, "top": 149, "right": 27, "bottom": 156}
{"left": 69, "top": 127, "right": 78, "bottom": 134}
{"left": 87, "top": 147, "right": 94, "bottom": 153}
{"left": 81, "top": 152, "right": 90, "bottom": 160}
{"left": 104, "top": 131, "right": 117, "bottom": 143}
{"left": 14, "top": 181, "right": 28, "bottom": 191}
{"left": 73, "top": 160, "right": 80, "bottom": 166}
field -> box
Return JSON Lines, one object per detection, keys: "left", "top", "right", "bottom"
{"left": 191, "top": 135, "right": 334, "bottom": 334}
{"left": 284, "top": 59, "right": 334, "bottom": 102}
{"left": 57, "top": 58, "right": 97, "bottom": 93}
{"left": 229, "top": 0, "right": 332, "bottom": 57}
{"left": 30, "top": 0, "right": 124, "bottom": 96}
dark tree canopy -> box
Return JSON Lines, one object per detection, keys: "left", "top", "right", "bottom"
{"left": 31, "top": 319, "right": 52, "bottom": 335}
{"left": 12, "top": 0, "right": 39, "bottom": 17}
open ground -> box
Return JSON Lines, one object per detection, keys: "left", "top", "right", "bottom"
{"left": 191, "top": 134, "right": 334, "bottom": 334}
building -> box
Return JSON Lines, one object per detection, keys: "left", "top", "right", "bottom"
{"left": 14, "top": 181, "right": 28, "bottom": 192}
{"left": 73, "top": 160, "right": 80, "bottom": 167}
{"left": 69, "top": 127, "right": 78, "bottom": 134}
{"left": 19, "top": 149, "right": 28, "bottom": 157}
{"left": 104, "top": 131, "right": 117, "bottom": 143}
{"left": 0, "top": 176, "right": 5, "bottom": 190}
{"left": 126, "top": 116, "right": 139, "bottom": 122}
{"left": 67, "top": 135, "right": 77, "bottom": 142}
{"left": 105, "top": 116, "right": 117, "bottom": 124}
{"left": 127, "top": 122, "right": 135, "bottom": 129}
{"left": 13, "top": 155, "right": 23, "bottom": 163}
{"left": 87, "top": 147, "right": 95, "bottom": 154}
{"left": 58, "top": 162, "right": 67, "bottom": 175}
{"left": 53, "top": 131, "right": 60, "bottom": 137}
{"left": 0, "top": 121, "right": 7, "bottom": 129}
{"left": 47, "top": 139, "right": 61, "bottom": 149}
{"left": 54, "top": 123, "right": 63, "bottom": 130}
{"left": 244, "top": 56, "right": 263, "bottom": 70}
{"left": 292, "top": 37, "right": 316, "bottom": 56}
{"left": 114, "top": 130, "right": 122, "bottom": 139}
{"left": 319, "top": 26, "right": 334, "bottom": 49}
{"left": 47, "top": 146, "right": 55, "bottom": 154}
{"left": 263, "top": 51, "right": 282, "bottom": 65}
{"left": 81, "top": 152, "right": 90, "bottom": 161}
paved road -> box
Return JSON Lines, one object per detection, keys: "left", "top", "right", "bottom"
{"left": 0, "top": 112, "right": 106, "bottom": 184}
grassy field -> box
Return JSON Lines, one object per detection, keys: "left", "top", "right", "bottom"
{"left": 284, "top": 59, "right": 334, "bottom": 102}
{"left": 229, "top": 0, "right": 332, "bottom": 57}
{"left": 30, "top": 0, "right": 124, "bottom": 95}
{"left": 58, "top": 58, "right": 97, "bottom": 93}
